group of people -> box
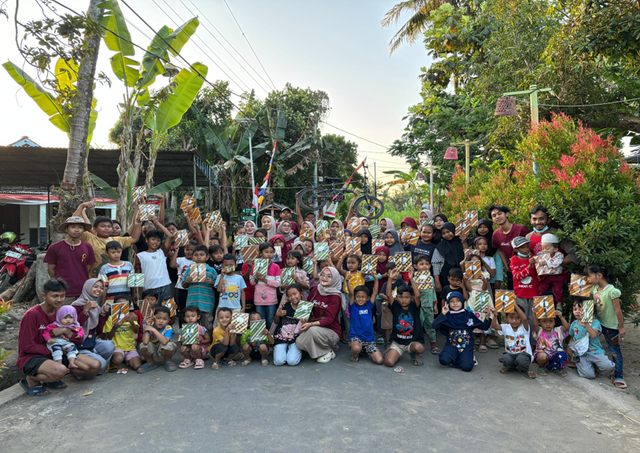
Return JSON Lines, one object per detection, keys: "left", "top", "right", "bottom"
{"left": 16, "top": 196, "right": 627, "bottom": 396}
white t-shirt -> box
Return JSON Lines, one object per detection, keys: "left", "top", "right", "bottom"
{"left": 175, "top": 257, "right": 194, "bottom": 290}
{"left": 137, "top": 250, "right": 171, "bottom": 290}
{"left": 482, "top": 256, "right": 496, "bottom": 271}
{"left": 498, "top": 323, "right": 532, "bottom": 356}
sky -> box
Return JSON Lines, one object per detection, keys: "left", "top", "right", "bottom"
{"left": 0, "top": 0, "right": 431, "bottom": 183}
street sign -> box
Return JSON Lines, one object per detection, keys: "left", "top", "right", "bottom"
{"left": 241, "top": 207, "right": 257, "bottom": 223}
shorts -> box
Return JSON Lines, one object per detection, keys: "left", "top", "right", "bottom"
{"left": 22, "top": 356, "right": 50, "bottom": 376}
{"left": 381, "top": 303, "right": 392, "bottom": 330}
{"left": 186, "top": 345, "right": 210, "bottom": 360}
{"left": 249, "top": 346, "right": 263, "bottom": 360}
{"left": 154, "top": 285, "right": 173, "bottom": 304}
{"left": 140, "top": 341, "right": 177, "bottom": 363}
{"left": 210, "top": 343, "right": 240, "bottom": 358}
{"left": 349, "top": 338, "right": 380, "bottom": 355}
{"left": 388, "top": 341, "right": 416, "bottom": 356}
{"left": 113, "top": 349, "right": 140, "bottom": 362}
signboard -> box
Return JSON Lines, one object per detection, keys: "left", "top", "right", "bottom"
{"left": 241, "top": 207, "right": 257, "bottom": 223}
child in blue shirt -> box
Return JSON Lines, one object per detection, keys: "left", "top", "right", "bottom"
{"left": 347, "top": 275, "right": 382, "bottom": 365}
{"left": 569, "top": 299, "right": 614, "bottom": 380}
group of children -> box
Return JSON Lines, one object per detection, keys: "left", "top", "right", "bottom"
{"left": 39, "top": 202, "right": 626, "bottom": 389}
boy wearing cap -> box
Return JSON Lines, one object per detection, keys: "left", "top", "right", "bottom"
{"left": 277, "top": 206, "right": 299, "bottom": 236}
{"left": 537, "top": 233, "right": 565, "bottom": 309}
{"left": 44, "top": 217, "right": 96, "bottom": 302}
{"left": 509, "top": 236, "right": 538, "bottom": 331}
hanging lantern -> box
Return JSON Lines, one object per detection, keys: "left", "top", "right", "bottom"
{"left": 494, "top": 96, "right": 517, "bottom": 116}
{"left": 444, "top": 147, "right": 459, "bottom": 160}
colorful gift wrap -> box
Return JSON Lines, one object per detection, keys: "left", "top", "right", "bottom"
{"left": 303, "top": 257, "right": 314, "bottom": 274}
{"left": 315, "top": 220, "right": 329, "bottom": 231}
{"left": 294, "top": 301, "right": 314, "bottom": 320}
{"left": 110, "top": 301, "right": 130, "bottom": 324}
{"left": 234, "top": 235, "right": 249, "bottom": 249}
{"left": 300, "top": 230, "right": 314, "bottom": 241}
{"left": 205, "top": 210, "right": 223, "bottom": 229}
{"left": 249, "top": 320, "right": 267, "bottom": 342}
{"left": 464, "top": 248, "right": 480, "bottom": 259}
{"left": 470, "top": 291, "right": 491, "bottom": 314}
{"left": 174, "top": 229, "right": 190, "bottom": 247}
{"left": 281, "top": 267, "right": 296, "bottom": 286}
{"left": 162, "top": 298, "right": 177, "bottom": 317}
{"left": 534, "top": 296, "right": 555, "bottom": 319}
{"left": 535, "top": 253, "right": 555, "bottom": 276}
{"left": 249, "top": 237, "right": 266, "bottom": 246}
{"left": 414, "top": 271, "right": 434, "bottom": 291}
{"left": 372, "top": 239, "right": 385, "bottom": 255}
{"left": 253, "top": 258, "right": 269, "bottom": 277}
{"left": 495, "top": 290, "right": 516, "bottom": 313}
{"left": 335, "top": 229, "right": 345, "bottom": 242}
{"left": 180, "top": 195, "right": 196, "bottom": 210}
{"left": 138, "top": 299, "right": 154, "bottom": 320}
{"left": 241, "top": 245, "right": 260, "bottom": 262}
{"left": 189, "top": 264, "right": 207, "bottom": 283}
{"left": 401, "top": 227, "right": 420, "bottom": 246}
{"left": 132, "top": 186, "right": 146, "bottom": 204}
{"left": 582, "top": 300, "right": 595, "bottom": 323}
{"left": 127, "top": 273, "right": 145, "bottom": 288}
{"left": 139, "top": 204, "right": 156, "bottom": 221}
{"left": 570, "top": 274, "right": 591, "bottom": 297}
{"left": 181, "top": 324, "right": 200, "bottom": 345}
{"left": 368, "top": 224, "right": 381, "bottom": 239}
{"left": 187, "top": 207, "right": 202, "bottom": 225}
{"left": 390, "top": 252, "right": 412, "bottom": 273}
{"left": 361, "top": 255, "right": 378, "bottom": 275}
{"left": 314, "top": 242, "right": 330, "bottom": 261}
{"left": 345, "top": 237, "right": 362, "bottom": 255}
{"left": 347, "top": 217, "right": 361, "bottom": 234}
{"left": 330, "top": 241, "right": 345, "bottom": 259}
{"left": 455, "top": 210, "right": 478, "bottom": 236}
{"left": 230, "top": 312, "right": 249, "bottom": 334}
{"left": 464, "top": 261, "right": 483, "bottom": 280}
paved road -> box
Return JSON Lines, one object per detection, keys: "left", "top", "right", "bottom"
{"left": 1, "top": 343, "right": 639, "bottom": 452}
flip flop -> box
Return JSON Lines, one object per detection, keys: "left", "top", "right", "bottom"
{"left": 524, "top": 370, "right": 536, "bottom": 379}
{"left": 164, "top": 362, "right": 177, "bottom": 372}
{"left": 241, "top": 359, "right": 252, "bottom": 366}
{"left": 194, "top": 359, "right": 205, "bottom": 369}
{"left": 413, "top": 358, "right": 424, "bottom": 366}
{"left": 261, "top": 359, "right": 269, "bottom": 366}
{"left": 478, "top": 345, "right": 488, "bottom": 353}
{"left": 613, "top": 378, "right": 627, "bottom": 389}
{"left": 43, "top": 380, "right": 67, "bottom": 390}
{"left": 430, "top": 347, "right": 440, "bottom": 355}
{"left": 557, "top": 369, "right": 568, "bottom": 378}
{"left": 136, "top": 363, "right": 158, "bottom": 374}
{"left": 538, "top": 367, "right": 548, "bottom": 376}
{"left": 178, "top": 359, "right": 194, "bottom": 369}
{"left": 211, "top": 361, "right": 220, "bottom": 370}
{"left": 486, "top": 339, "right": 499, "bottom": 349}
{"left": 377, "top": 337, "right": 385, "bottom": 344}
{"left": 350, "top": 354, "right": 359, "bottom": 363}
{"left": 20, "top": 380, "right": 50, "bottom": 397}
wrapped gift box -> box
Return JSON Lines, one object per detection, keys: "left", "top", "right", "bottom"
{"left": 345, "top": 238, "right": 362, "bottom": 255}
{"left": 401, "top": 227, "right": 420, "bottom": 246}
{"left": 455, "top": 210, "right": 478, "bottom": 236}
{"left": 139, "top": 204, "right": 156, "bottom": 221}
{"left": 414, "top": 271, "right": 434, "bottom": 291}
{"left": 132, "top": 186, "right": 146, "bottom": 204}
{"left": 187, "top": 207, "right": 202, "bottom": 225}
{"left": 361, "top": 255, "right": 378, "bottom": 275}
{"left": 249, "top": 320, "right": 267, "bottom": 342}
{"left": 315, "top": 220, "right": 329, "bottom": 231}
{"left": 281, "top": 267, "right": 296, "bottom": 286}
{"left": 464, "top": 261, "right": 483, "bottom": 280}
{"left": 204, "top": 210, "right": 223, "bottom": 229}
{"left": 127, "top": 273, "right": 145, "bottom": 288}
{"left": 570, "top": 274, "right": 591, "bottom": 297}
{"left": 582, "top": 300, "right": 595, "bottom": 323}
{"left": 372, "top": 239, "right": 385, "bottom": 255}
{"left": 495, "top": 290, "right": 516, "bottom": 313}
{"left": 253, "top": 259, "right": 269, "bottom": 277}
{"left": 314, "top": 242, "right": 330, "bottom": 261}
{"left": 249, "top": 237, "right": 265, "bottom": 246}
{"left": 180, "top": 195, "right": 196, "bottom": 210}
{"left": 533, "top": 296, "right": 555, "bottom": 319}
{"left": 330, "top": 241, "right": 345, "bottom": 259}
{"left": 241, "top": 245, "right": 260, "bottom": 261}
{"left": 110, "top": 301, "right": 130, "bottom": 324}
{"left": 535, "top": 253, "right": 555, "bottom": 276}
{"left": 234, "top": 235, "right": 249, "bottom": 249}
{"left": 189, "top": 264, "right": 207, "bottom": 283}
{"left": 294, "top": 301, "right": 314, "bottom": 320}
{"left": 368, "top": 224, "right": 381, "bottom": 239}
{"left": 138, "top": 299, "right": 154, "bottom": 320}
{"left": 174, "top": 229, "right": 190, "bottom": 247}
{"left": 470, "top": 291, "right": 491, "bottom": 314}
{"left": 182, "top": 324, "right": 200, "bottom": 345}
{"left": 230, "top": 312, "right": 249, "bottom": 334}
{"left": 347, "top": 217, "right": 361, "bottom": 234}
{"left": 162, "top": 298, "right": 177, "bottom": 317}
{"left": 390, "top": 252, "right": 412, "bottom": 273}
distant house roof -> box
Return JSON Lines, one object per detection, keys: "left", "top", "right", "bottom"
{"left": 0, "top": 146, "right": 212, "bottom": 188}
{"left": 259, "top": 202, "right": 288, "bottom": 213}
{"left": 8, "top": 136, "right": 40, "bottom": 147}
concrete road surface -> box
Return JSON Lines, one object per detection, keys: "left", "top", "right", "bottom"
{"left": 1, "top": 345, "right": 639, "bottom": 452}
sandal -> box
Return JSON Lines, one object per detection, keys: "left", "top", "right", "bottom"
{"left": 116, "top": 368, "right": 129, "bottom": 375}
{"left": 261, "top": 359, "right": 269, "bottom": 366}
{"left": 194, "top": 359, "right": 205, "bottom": 370}
{"left": 414, "top": 358, "right": 424, "bottom": 366}
{"left": 350, "top": 354, "right": 359, "bottom": 363}
{"left": 20, "top": 380, "right": 50, "bottom": 397}
{"left": 430, "top": 347, "right": 440, "bottom": 355}
{"left": 567, "top": 361, "right": 576, "bottom": 369}
{"left": 227, "top": 360, "right": 237, "bottom": 367}
{"left": 500, "top": 366, "right": 509, "bottom": 374}
{"left": 241, "top": 359, "right": 252, "bottom": 367}
{"left": 613, "top": 378, "right": 627, "bottom": 389}
{"left": 178, "top": 359, "right": 194, "bottom": 369}
{"left": 478, "top": 345, "right": 488, "bottom": 353}
{"left": 486, "top": 339, "right": 499, "bottom": 349}
{"left": 137, "top": 363, "right": 158, "bottom": 374}
{"left": 43, "top": 380, "right": 67, "bottom": 390}
{"left": 164, "top": 362, "right": 177, "bottom": 372}
{"left": 211, "top": 361, "right": 220, "bottom": 370}
{"left": 538, "top": 367, "right": 548, "bottom": 376}
{"left": 474, "top": 357, "right": 478, "bottom": 366}
{"left": 524, "top": 370, "right": 537, "bottom": 379}
{"left": 557, "top": 369, "right": 568, "bottom": 378}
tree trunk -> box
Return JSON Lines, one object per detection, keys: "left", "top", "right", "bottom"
{"left": 52, "top": 0, "right": 102, "bottom": 241}
{"left": 145, "top": 132, "right": 167, "bottom": 189}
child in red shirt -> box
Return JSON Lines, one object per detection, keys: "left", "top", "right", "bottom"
{"left": 509, "top": 236, "right": 538, "bottom": 331}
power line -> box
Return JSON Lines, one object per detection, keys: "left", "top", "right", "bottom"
{"left": 222, "top": 0, "right": 277, "bottom": 91}
{"left": 515, "top": 97, "right": 640, "bottom": 108}
{"left": 320, "top": 122, "right": 389, "bottom": 149}
{"left": 181, "top": 0, "right": 272, "bottom": 95}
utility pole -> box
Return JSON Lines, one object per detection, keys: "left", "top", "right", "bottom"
{"left": 374, "top": 162, "right": 377, "bottom": 199}
{"left": 449, "top": 139, "right": 479, "bottom": 184}
{"left": 428, "top": 156, "right": 434, "bottom": 212}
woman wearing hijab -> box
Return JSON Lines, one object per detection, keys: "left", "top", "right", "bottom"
{"left": 472, "top": 218, "right": 503, "bottom": 291}
{"left": 296, "top": 267, "right": 343, "bottom": 363}
{"left": 419, "top": 209, "right": 434, "bottom": 224}
{"left": 244, "top": 220, "right": 257, "bottom": 238}
{"left": 432, "top": 213, "right": 448, "bottom": 245}
{"left": 72, "top": 279, "right": 115, "bottom": 376}
{"left": 431, "top": 222, "right": 465, "bottom": 293}
{"left": 379, "top": 218, "right": 395, "bottom": 237}
{"left": 261, "top": 215, "right": 277, "bottom": 240}
{"left": 400, "top": 216, "right": 418, "bottom": 231}
{"left": 329, "top": 219, "right": 343, "bottom": 240}
{"left": 269, "top": 234, "right": 291, "bottom": 269}
{"left": 276, "top": 221, "right": 297, "bottom": 248}
{"left": 383, "top": 230, "right": 405, "bottom": 255}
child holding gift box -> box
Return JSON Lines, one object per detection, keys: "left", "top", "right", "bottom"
{"left": 210, "top": 307, "right": 241, "bottom": 369}
{"left": 102, "top": 295, "right": 141, "bottom": 374}
{"left": 183, "top": 245, "right": 218, "bottom": 332}
{"left": 214, "top": 254, "right": 247, "bottom": 328}
{"left": 280, "top": 250, "right": 309, "bottom": 304}
{"left": 532, "top": 311, "right": 569, "bottom": 377}
{"left": 433, "top": 291, "right": 493, "bottom": 372}
{"left": 178, "top": 306, "right": 211, "bottom": 370}
{"left": 587, "top": 264, "right": 626, "bottom": 389}
{"left": 509, "top": 236, "right": 538, "bottom": 332}
{"left": 138, "top": 306, "right": 178, "bottom": 373}
{"left": 413, "top": 255, "right": 439, "bottom": 354}
{"left": 250, "top": 242, "right": 282, "bottom": 328}
{"left": 337, "top": 254, "right": 365, "bottom": 342}
{"left": 240, "top": 312, "right": 275, "bottom": 366}
{"left": 347, "top": 277, "right": 383, "bottom": 365}
{"left": 273, "top": 284, "right": 305, "bottom": 366}
{"left": 98, "top": 241, "right": 134, "bottom": 305}
{"left": 490, "top": 302, "right": 535, "bottom": 379}
{"left": 462, "top": 253, "right": 494, "bottom": 353}
{"left": 569, "top": 299, "right": 615, "bottom": 380}
{"left": 536, "top": 233, "right": 566, "bottom": 309}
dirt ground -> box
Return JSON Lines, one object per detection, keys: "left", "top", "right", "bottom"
{"left": 0, "top": 303, "right": 28, "bottom": 391}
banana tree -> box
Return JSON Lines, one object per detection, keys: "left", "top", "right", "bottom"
{"left": 98, "top": 0, "right": 204, "bottom": 222}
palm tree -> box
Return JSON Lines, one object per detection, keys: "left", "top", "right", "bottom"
{"left": 382, "top": 0, "right": 461, "bottom": 54}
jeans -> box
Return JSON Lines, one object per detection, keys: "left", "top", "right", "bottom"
{"left": 576, "top": 353, "right": 615, "bottom": 379}
{"left": 273, "top": 343, "right": 302, "bottom": 366}
{"left": 602, "top": 326, "right": 624, "bottom": 379}
{"left": 256, "top": 304, "right": 277, "bottom": 329}
{"left": 501, "top": 352, "right": 531, "bottom": 372}
{"left": 78, "top": 338, "right": 115, "bottom": 376}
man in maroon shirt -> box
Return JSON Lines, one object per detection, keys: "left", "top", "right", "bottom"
{"left": 17, "top": 279, "right": 101, "bottom": 396}
{"left": 488, "top": 205, "right": 529, "bottom": 289}
{"left": 44, "top": 216, "right": 96, "bottom": 303}
{"left": 525, "top": 204, "right": 577, "bottom": 265}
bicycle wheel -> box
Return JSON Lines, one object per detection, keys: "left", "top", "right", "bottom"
{"left": 354, "top": 195, "right": 385, "bottom": 220}
{"left": 298, "top": 187, "right": 329, "bottom": 212}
